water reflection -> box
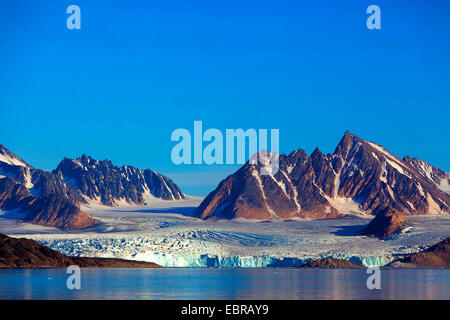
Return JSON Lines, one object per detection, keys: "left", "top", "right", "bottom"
{"left": 0, "top": 268, "right": 448, "bottom": 300}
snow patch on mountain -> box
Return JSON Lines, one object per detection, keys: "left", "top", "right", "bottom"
{"left": 0, "top": 168, "right": 6, "bottom": 179}
{"left": 426, "top": 193, "right": 443, "bottom": 214}
{"left": 368, "top": 142, "right": 411, "bottom": 177}
{"left": 439, "top": 177, "right": 450, "bottom": 195}
{"left": 251, "top": 167, "right": 278, "bottom": 219}
{"left": 160, "top": 174, "right": 175, "bottom": 200}
{"left": 329, "top": 197, "right": 365, "bottom": 216}
{"left": 280, "top": 169, "right": 301, "bottom": 212}
{"left": 0, "top": 153, "right": 30, "bottom": 168}
{"left": 23, "top": 168, "right": 33, "bottom": 189}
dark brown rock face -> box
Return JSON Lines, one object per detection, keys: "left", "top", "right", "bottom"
{"left": 27, "top": 194, "right": 98, "bottom": 230}
{"left": 0, "top": 177, "right": 35, "bottom": 209}
{"left": 360, "top": 207, "right": 408, "bottom": 239}
{"left": 401, "top": 237, "right": 450, "bottom": 268}
{"left": 0, "top": 233, "right": 162, "bottom": 268}
{"left": 196, "top": 131, "right": 450, "bottom": 220}
{"left": 0, "top": 177, "right": 98, "bottom": 230}
{"left": 68, "top": 257, "right": 162, "bottom": 268}
{"left": 300, "top": 258, "right": 364, "bottom": 268}
{"left": 0, "top": 232, "right": 71, "bottom": 268}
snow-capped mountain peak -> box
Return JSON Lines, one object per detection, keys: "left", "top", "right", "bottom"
{"left": 196, "top": 132, "right": 450, "bottom": 220}
{"left": 55, "top": 155, "right": 185, "bottom": 206}
{"left": 0, "top": 145, "right": 32, "bottom": 168}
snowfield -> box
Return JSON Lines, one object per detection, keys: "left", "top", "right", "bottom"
{"left": 0, "top": 196, "right": 449, "bottom": 267}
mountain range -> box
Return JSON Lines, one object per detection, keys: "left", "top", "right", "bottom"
{"left": 0, "top": 145, "right": 184, "bottom": 229}
{"left": 2, "top": 131, "right": 449, "bottom": 229}
{"left": 196, "top": 131, "right": 450, "bottom": 220}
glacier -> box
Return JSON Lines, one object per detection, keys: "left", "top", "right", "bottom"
{"left": 34, "top": 236, "right": 397, "bottom": 268}
{"left": 134, "top": 253, "right": 302, "bottom": 268}
{"left": 1, "top": 197, "right": 449, "bottom": 268}
{"left": 132, "top": 253, "right": 394, "bottom": 268}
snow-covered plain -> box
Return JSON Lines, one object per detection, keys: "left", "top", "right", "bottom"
{"left": 0, "top": 196, "right": 449, "bottom": 268}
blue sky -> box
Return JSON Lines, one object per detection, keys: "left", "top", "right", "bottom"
{"left": 1, "top": 0, "right": 449, "bottom": 196}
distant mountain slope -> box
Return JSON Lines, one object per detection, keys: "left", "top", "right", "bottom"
{"left": 55, "top": 154, "right": 184, "bottom": 206}
{"left": 0, "top": 145, "right": 32, "bottom": 168}
{"left": 0, "top": 145, "right": 96, "bottom": 229}
{"left": 0, "top": 145, "right": 85, "bottom": 205}
{"left": 0, "top": 177, "right": 97, "bottom": 229}
{"left": 403, "top": 156, "right": 450, "bottom": 196}
{"left": 0, "top": 145, "right": 185, "bottom": 229}
{"left": 196, "top": 131, "right": 450, "bottom": 220}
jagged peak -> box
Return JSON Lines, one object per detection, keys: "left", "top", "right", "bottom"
{"left": 403, "top": 156, "right": 448, "bottom": 177}
{"left": 0, "top": 144, "right": 32, "bottom": 168}
{"left": 120, "top": 164, "right": 143, "bottom": 174}
{"left": 343, "top": 130, "right": 352, "bottom": 137}
{"left": 310, "top": 147, "right": 324, "bottom": 159}
{"left": 403, "top": 155, "right": 413, "bottom": 162}
{"left": 284, "top": 148, "right": 308, "bottom": 167}
{"left": 72, "top": 154, "right": 109, "bottom": 167}
{"left": 287, "top": 148, "right": 308, "bottom": 158}
{"left": 332, "top": 131, "right": 367, "bottom": 160}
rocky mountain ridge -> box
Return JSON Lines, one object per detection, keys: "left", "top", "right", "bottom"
{"left": 0, "top": 144, "right": 184, "bottom": 229}
{"left": 196, "top": 132, "right": 450, "bottom": 220}
{"left": 55, "top": 154, "right": 184, "bottom": 206}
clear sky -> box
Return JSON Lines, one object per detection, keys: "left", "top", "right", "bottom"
{"left": 1, "top": 0, "right": 449, "bottom": 196}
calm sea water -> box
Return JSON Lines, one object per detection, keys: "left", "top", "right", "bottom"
{"left": 0, "top": 268, "right": 448, "bottom": 300}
